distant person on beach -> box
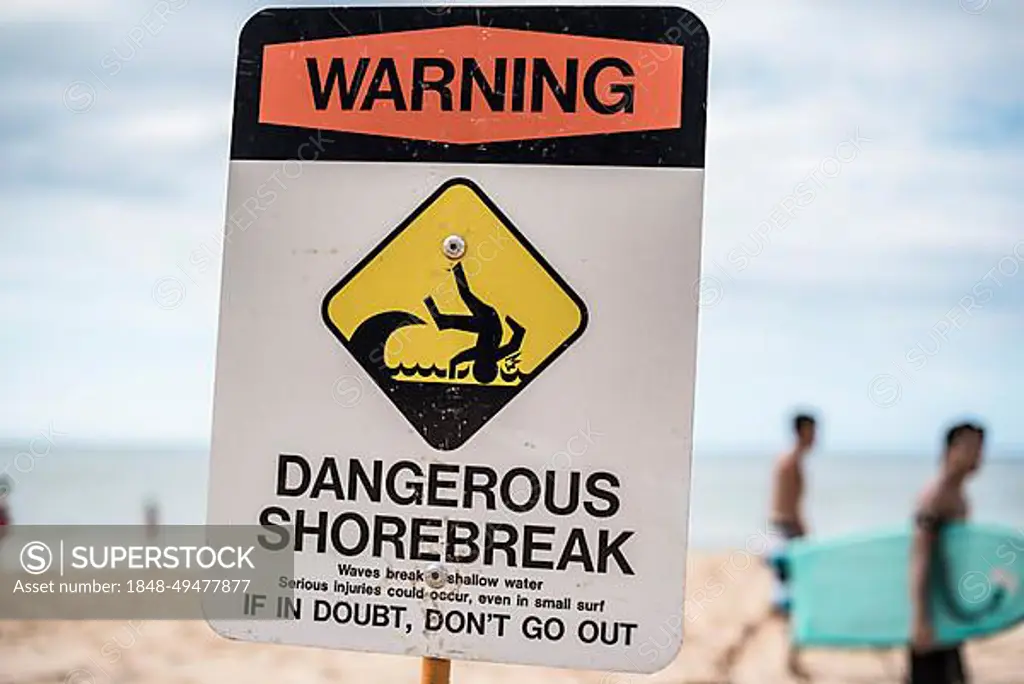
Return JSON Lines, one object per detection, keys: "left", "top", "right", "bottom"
{"left": 717, "top": 413, "right": 817, "bottom": 680}
{"left": 0, "top": 475, "right": 12, "bottom": 545}
{"left": 767, "top": 412, "right": 817, "bottom": 679}
{"left": 767, "top": 412, "right": 817, "bottom": 614}
{"left": 908, "top": 421, "right": 984, "bottom": 684}
{"left": 144, "top": 498, "right": 159, "bottom": 539}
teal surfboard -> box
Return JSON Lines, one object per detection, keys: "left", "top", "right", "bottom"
{"left": 786, "top": 523, "right": 1024, "bottom": 647}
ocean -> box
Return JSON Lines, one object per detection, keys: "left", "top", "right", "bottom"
{"left": 1, "top": 445, "right": 1021, "bottom": 551}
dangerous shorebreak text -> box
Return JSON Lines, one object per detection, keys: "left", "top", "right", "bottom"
{"left": 258, "top": 454, "right": 636, "bottom": 575}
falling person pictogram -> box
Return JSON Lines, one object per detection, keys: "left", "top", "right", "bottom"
{"left": 424, "top": 262, "right": 526, "bottom": 384}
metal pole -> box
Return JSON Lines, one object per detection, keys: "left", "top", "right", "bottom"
{"left": 421, "top": 657, "right": 451, "bottom": 684}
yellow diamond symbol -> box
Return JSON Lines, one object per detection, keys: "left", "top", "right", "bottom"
{"left": 321, "top": 178, "right": 588, "bottom": 450}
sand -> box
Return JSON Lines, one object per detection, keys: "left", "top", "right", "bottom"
{"left": 1, "top": 552, "right": 1021, "bottom": 684}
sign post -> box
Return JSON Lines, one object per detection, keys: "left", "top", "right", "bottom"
{"left": 422, "top": 656, "right": 451, "bottom": 684}
{"left": 207, "top": 4, "right": 709, "bottom": 677}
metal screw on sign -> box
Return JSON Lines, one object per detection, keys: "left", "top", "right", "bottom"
{"left": 443, "top": 235, "right": 466, "bottom": 260}
{"left": 424, "top": 563, "right": 447, "bottom": 589}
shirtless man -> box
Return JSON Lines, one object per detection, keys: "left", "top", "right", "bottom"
{"left": 768, "top": 413, "right": 817, "bottom": 611}
{"left": 768, "top": 413, "right": 816, "bottom": 679}
{"left": 907, "top": 422, "right": 984, "bottom": 684}
{"left": 717, "top": 414, "right": 817, "bottom": 680}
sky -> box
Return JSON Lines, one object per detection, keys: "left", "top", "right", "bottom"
{"left": 0, "top": 0, "right": 1022, "bottom": 454}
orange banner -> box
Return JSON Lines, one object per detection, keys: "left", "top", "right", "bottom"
{"left": 259, "top": 26, "right": 683, "bottom": 144}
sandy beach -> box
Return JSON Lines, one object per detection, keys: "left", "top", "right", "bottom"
{"left": 2, "top": 552, "right": 1020, "bottom": 684}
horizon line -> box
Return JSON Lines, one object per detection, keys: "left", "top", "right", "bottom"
{"left": 0, "top": 438, "right": 1021, "bottom": 460}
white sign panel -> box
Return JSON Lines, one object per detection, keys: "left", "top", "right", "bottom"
{"left": 207, "top": 4, "right": 709, "bottom": 673}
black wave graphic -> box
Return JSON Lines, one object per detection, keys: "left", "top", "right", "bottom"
{"left": 387, "top": 363, "right": 528, "bottom": 383}
{"left": 348, "top": 310, "right": 426, "bottom": 381}
{"left": 391, "top": 363, "right": 448, "bottom": 379}
{"left": 340, "top": 309, "right": 540, "bottom": 451}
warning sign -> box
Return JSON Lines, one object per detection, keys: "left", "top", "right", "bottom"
{"left": 322, "top": 178, "right": 587, "bottom": 450}
{"left": 207, "top": 4, "right": 708, "bottom": 676}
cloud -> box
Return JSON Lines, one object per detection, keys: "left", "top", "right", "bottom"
{"left": 699, "top": 1, "right": 1024, "bottom": 298}
{"left": 0, "top": 0, "right": 116, "bottom": 22}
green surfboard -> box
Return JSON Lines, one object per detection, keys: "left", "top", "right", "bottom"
{"left": 787, "top": 523, "right": 1024, "bottom": 647}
